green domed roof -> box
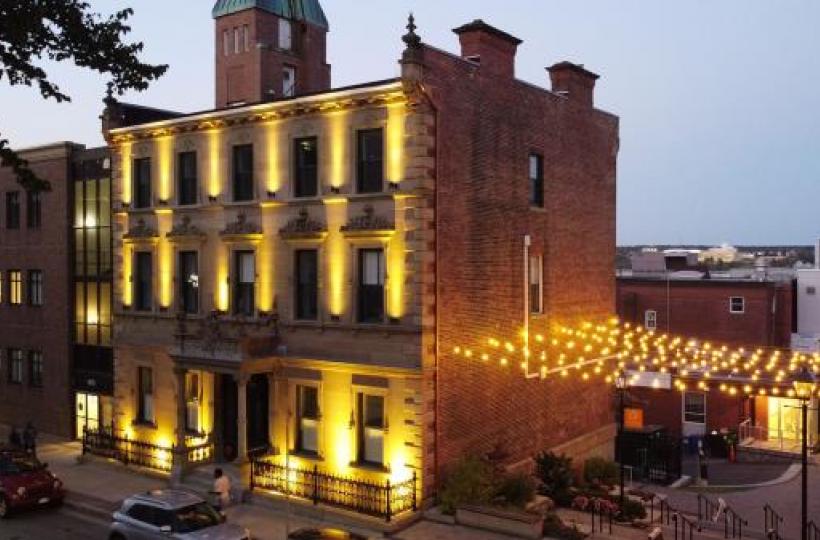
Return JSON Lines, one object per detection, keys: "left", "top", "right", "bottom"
{"left": 212, "top": 0, "right": 328, "bottom": 29}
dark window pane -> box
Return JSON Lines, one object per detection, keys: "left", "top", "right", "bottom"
{"left": 358, "top": 249, "right": 384, "bottom": 323}
{"left": 6, "top": 192, "right": 20, "bottom": 229}
{"left": 28, "top": 351, "right": 43, "bottom": 387}
{"left": 26, "top": 191, "right": 42, "bottom": 228}
{"left": 233, "top": 251, "right": 255, "bottom": 316}
{"left": 232, "top": 145, "right": 254, "bottom": 201}
{"left": 177, "top": 152, "right": 198, "bottom": 206}
{"left": 138, "top": 367, "right": 154, "bottom": 423}
{"left": 28, "top": 270, "right": 43, "bottom": 306}
{"left": 357, "top": 129, "right": 384, "bottom": 193}
{"left": 529, "top": 154, "right": 544, "bottom": 208}
{"left": 295, "top": 250, "right": 318, "bottom": 320}
{"left": 135, "top": 252, "right": 153, "bottom": 311}
{"left": 179, "top": 251, "right": 199, "bottom": 314}
{"left": 133, "top": 158, "right": 152, "bottom": 209}
{"left": 294, "top": 137, "right": 318, "bottom": 198}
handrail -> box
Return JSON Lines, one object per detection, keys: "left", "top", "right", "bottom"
{"left": 807, "top": 520, "right": 820, "bottom": 540}
{"left": 589, "top": 500, "right": 614, "bottom": 536}
{"left": 673, "top": 511, "right": 701, "bottom": 540}
{"left": 763, "top": 504, "right": 784, "bottom": 540}
{"left": 697, "top": 494, "right": 748, "bottom": 539}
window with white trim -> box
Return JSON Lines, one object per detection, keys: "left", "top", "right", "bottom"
{"left": 296, "top": 385, "right": 319, "bottom": 455}
{"left": 529, "top": 255, "right": 543, "bottom": 314}
{"left": 357, "top": 393, "right": 385, "bottom": 466}
{"left": 279, "top": 18, "right": 293, "bottom": 50}
{"left": 729, "top": 296, "right": 745, "bottom": 314}
{"left": 684, "top": 392, "right": 706, "bottom": 424}
{"left": 644, "top": 310, "right": 657, "bottom": 330}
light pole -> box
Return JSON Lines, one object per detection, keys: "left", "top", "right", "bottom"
{"left": 792, "top": 366, "right": 817, "bottom": 540}
{"left": 615, "top": 372, "right": 628, "bottom": 507}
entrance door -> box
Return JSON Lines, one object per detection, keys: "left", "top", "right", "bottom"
{"left": 246, "top": 374, "right": 270, "bottom": 456}
{"left": 219, "top": 375, "right": 238, "bottom": 462}
{"left": 75, "top": 393, "right": 100, "bottom": 439}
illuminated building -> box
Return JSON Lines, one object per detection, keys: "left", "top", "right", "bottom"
{"left": 100, "top": 1, "right": 619, "bottom": 520}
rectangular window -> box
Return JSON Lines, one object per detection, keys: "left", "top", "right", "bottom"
{"left": 529, "top": 255, "right": 543, "bottom": 314}
{"left": 223, "top": 29, "right": 230, "bottom": 56}
{"left": 28, "top": 270, "right": 43, "bottom": 306}
{"left": 134, "top": 252, "right": 153, "bottom": 312}
{"left": 529, "top": 153, "right": 544, "bottom": 208}
{"left": 357, "top": 129, "right": 384, "bottom": 193}
{"left": 729, "top": 296, "right": 745, "bottom": 314}
{"left": 133, "top": 158, "right": 152, "bottom": 209}
{"left": 26, "top": 190, "right": 42, "bottom": 228}
{"left": 644, "top": 309, "right": 658, "bottom": 330}
{"left": 137, "top": 366, "right": 154, "bottom": 424}
{"left": 294, "top": 137, "right": 318, "bottom": 198}
{"left": 243, "top": 24, "right": 250, "bottom": 52}
{"left": 296, "top": 385, "right": 319, "bottom": 454}
{"left": 178, "top": 251, "right": 199, "bottom": 315}
{"left": 7, "top": 349, "right": 23, "bottom": 384}
{"left": 295, "top": 249, "right": 318, "bottom": 320}
{"left": 28, "top": 351, "right": 43, "bottom": 388}
{"left": 358, "top": 249, "right": 385, "bottom": 324}
{"left": 233, "top": 251, "right": 255, "bottom": 316}
{"left": 283, "top": 66, "right": 296, "bottom": 97}
{"left": 185, "top": 371, "right": 201, "bottom": 433}
{"left": 234, "top": 27, "right": 240, "bottom": 54}
{"left": 9, "top": 270, "right": 22, "bottom": 305}
{"left": 232, "top": 144, "right": 254, "bottom": 202}
{"left": 177, "top": 151, "right": 198, "bottom": 206}
{"left": 0, "top": 271, "right": 3, "bottom": 304}
{"left": 684, "top": 392, "right": 706, "bottom": 424}
{"left": 357, "top": 393, "right": 385, "bottom": 466}
{"left": 6, "top": 192, "right": 20, "bottom": 229}
{"left": 278, "top": 18, "right": 293, "bottom": 50}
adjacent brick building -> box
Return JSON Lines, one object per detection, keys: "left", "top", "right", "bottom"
{"left": 96, "top": 0, "right": 619, "bottom": 518}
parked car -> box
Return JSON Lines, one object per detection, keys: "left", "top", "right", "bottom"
{"left": 287, "top": 529, "right": 368, "bottom": 540}
{"left": 0, "top": 447, "right": 64, "bottom": 518}
{"left": 109, "top": 489, "right": 250, "bottom": 540}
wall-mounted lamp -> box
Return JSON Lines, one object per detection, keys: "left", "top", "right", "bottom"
{"left": 330, "top": 186, "right": 341, "bottom": 195}
{"left": 208, "top": 195, "right": 219, "bottom": 204}
{"left": 330, "top": 315, "right": 341, "bottom": 323}
{"left": 158, "top": 199, "right": 169, "bottom": 206}
{"left": 388, "top": 181, "right": 400, "bottom": 191}
{"left": 266, "top": 190, "right": 277, "bottom": 199}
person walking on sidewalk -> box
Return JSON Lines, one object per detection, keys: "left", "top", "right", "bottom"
{"left": 22, "top": 421, "right": 37, "bottom": 456}
{"left": 211, "top": 468, "right": 232, "bottom": 511}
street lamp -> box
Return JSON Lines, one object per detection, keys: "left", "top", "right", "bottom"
{"left": 615, "top": 372, "right": 628, "bottom": 507}
{"left": 792, "top": 366, "right": 817, "bottom": 540}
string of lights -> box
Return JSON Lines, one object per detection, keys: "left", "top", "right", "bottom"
{"left": 452, "top": 318, "right": 820, "bottom": 398}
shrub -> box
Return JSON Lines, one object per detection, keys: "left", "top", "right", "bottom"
{"left": 618, "top": 498, "right": 647, "bottom": 521}
{"left": 438, "top": 456, "right": 494, "bottom": 515}
{"left": 543, "top": 512, "right": 588, "bottom": 540}
{"left": 534, "top": 452, "right": 575, "bottom": 505}
{"left": 495, "top": 472, "right": 536, "bottom": 509}
{"left": 583, "top": 457, "right": 619, "bottom": 487}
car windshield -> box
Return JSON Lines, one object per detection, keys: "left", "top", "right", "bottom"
{"left": 172, "top": 502, "right": 222, "bottom": 533}
{"left": 0, "top": 454, "right": 44, "bottom": 475}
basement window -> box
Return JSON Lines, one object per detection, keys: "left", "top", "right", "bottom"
{"left": 644, "top": 310, "right": 657, "bottom": 330}
{"left": 729, "top": 296, "right": 745, "bottom": 314}
{"left": 807, "top": 286, "right": 816, "bottom": 296}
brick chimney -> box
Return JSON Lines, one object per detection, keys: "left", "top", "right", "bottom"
{"left": 452, "top": 20, "right": 522, "bottom": 79}
{"left": 547, "top": 62, "right": 600, "bottom": 108}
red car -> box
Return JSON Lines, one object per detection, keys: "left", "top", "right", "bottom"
{"left": 0, "top": 447, "right": 64, "bottom": 518}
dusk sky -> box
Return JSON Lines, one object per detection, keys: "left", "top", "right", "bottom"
{"left": 1, "top": 1, "right": 818, "bottom": 245}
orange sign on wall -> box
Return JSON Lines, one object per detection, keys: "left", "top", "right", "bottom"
{"left": 624, "top": 407, "right": 644, "bottom": 430}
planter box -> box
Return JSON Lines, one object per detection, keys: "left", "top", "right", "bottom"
{"left": 456, "top": 504, "right": 543, "bottom": 539}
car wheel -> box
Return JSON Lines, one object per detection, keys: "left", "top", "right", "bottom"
{"left": 0, "top": 495, "right": 10, "bottom": 519}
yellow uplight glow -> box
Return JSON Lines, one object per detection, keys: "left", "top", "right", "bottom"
{"left": 208, "top": 130, "right": 222, "bottom": 198}
{"left": 216, "top": 246, "right": 229, "bottom": 312}
{"left": 266, "top": 122, "right": 281, "bottom": 194}
{"left": 387, "top": 102, "right": 406, "bottom": 184}
{"left": 122, "top": 243, "right": 133, "bottom": 307}
{"left": 157, "top": 213, "right": 173, "bottom": 308}
{"left": 328, "top": 111, "right": 348, "bottom": 189}
{"left": 157, "top": 136, "right": 173, "bottom": 203}
{"left": 121, "top": 143, "right": 133, "bottom": 205}
{"left": 387, "top": 198, "right": 406, "bottom": 319}
{"left": 325, "top": 202, "right": 348, "bottom": 316}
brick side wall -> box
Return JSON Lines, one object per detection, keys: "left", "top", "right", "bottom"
{"left": 418, "top": 45, "right": 619, "bottom": 476}
{"left": 616, "top": 279, "right": 794, "bottom": 348}
{"left": 630, "top": 387, "right": 749, "bottom": 438}
{"left": 0, "top": 144, "right": 74, "bottom": 437}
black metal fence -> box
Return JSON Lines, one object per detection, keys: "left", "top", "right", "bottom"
{"left": 250, "top": 459, "right": 417, "bottom": 522}
{"left": 697, "top": 494, "right": 747, "bottom": 539}
{"left": 763, "top": 504, "right": 784, "bottom": 540}
{"left": 82, "top": 428, "right": 213, "bottom": 473}
{"left": 618, "top": 429, "right": 682, "bottom": 484}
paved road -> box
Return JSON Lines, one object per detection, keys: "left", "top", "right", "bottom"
{"left": 0, "top": 507, "right": 109, "bottom": 540}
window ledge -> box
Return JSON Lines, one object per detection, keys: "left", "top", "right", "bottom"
{"left": 349, "top": 462, "right": 389, "bottom": 474}
{"left": 289, "top": 450, "right": 323, "bottom": 462}
{"left": 529, "top": 206, "right": 547, "bottom": 213}
{"left": 131, "top": 420, "right": 158, "bottom": 430}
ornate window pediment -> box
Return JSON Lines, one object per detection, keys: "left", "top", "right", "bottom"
{"left": 124, "top": 218, "right": 159, "bottom": 243}
{"left": 167, "top": 215, "right": 207, "bottom": 242}
{"left": 279, "top": 208, "right": 327, "bottom": 241}
{"left": 341, "top": 204, "right": 395, "bottom": 239}
{"left": 220, "top": 212, "right": 263, "bottom": 242}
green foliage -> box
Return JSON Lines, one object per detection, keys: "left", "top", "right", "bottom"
{"left": 619, "top": 498, "right": 647, "bottom": 521}
{"left": 543, "top": 512, "right": 587, "bottom": 540}
{"left": 439, "top": 456, "right": 494, "bottom": 515}
{"left": 534, "top": 452, "right": 575, "bottom": 505}
{"left": 0, "top": 1, "right": 168, "bottom": 190}
{"left": 495, "top": 472, "right": 536, "bottom": 509}
{"left": 583, "top": 457, "right": 619, "bottom": 487}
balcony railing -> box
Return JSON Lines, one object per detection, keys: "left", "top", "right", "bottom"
{"left": 250, "top": 458, "right": 417, "bottom": 522}
{"left": 82, "top": 427, "right": 213, "bottom": 474}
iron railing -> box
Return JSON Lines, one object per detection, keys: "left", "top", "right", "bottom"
{"left": 673, "top": 512, "right": 701, "bottom": 540}
{"left": 764, "top": 504, "right": 784, "bottom": 540}
{"left": 82, "top": 427, "right": 213, "bottom": 473}
{"left": 697, "top": 494, "right": 747, "bottom": 539}
{"left": 589, "top": 500, "right": 614, "bottom": 535}
{"left": 250, "top": 459, "right": 417, "bottom": 522}
{"left": 807, "top": 521, "right": 820, "bottom": 540}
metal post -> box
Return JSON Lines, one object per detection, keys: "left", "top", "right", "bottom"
{"left": 313, "top": 465, "right": 319, "bottom": 506}
{"left": 412, "top": 471, "right": 418, "bottom": 511}
{"left": 386, "top": 479, "right": 392, "bottom": 523}
{"left": 802, "top": 401, "right": 809, "bottom": 540}
{"left": 619, "top": 384, "right": 625, "bottom": 507}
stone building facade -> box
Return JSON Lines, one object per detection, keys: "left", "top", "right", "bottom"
{"left": 102, "top": 0, "right": 619, "bottom": 515}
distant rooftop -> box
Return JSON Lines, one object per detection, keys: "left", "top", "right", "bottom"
{"left": 211, "top": 0, "right": 329, "bottom": 29}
